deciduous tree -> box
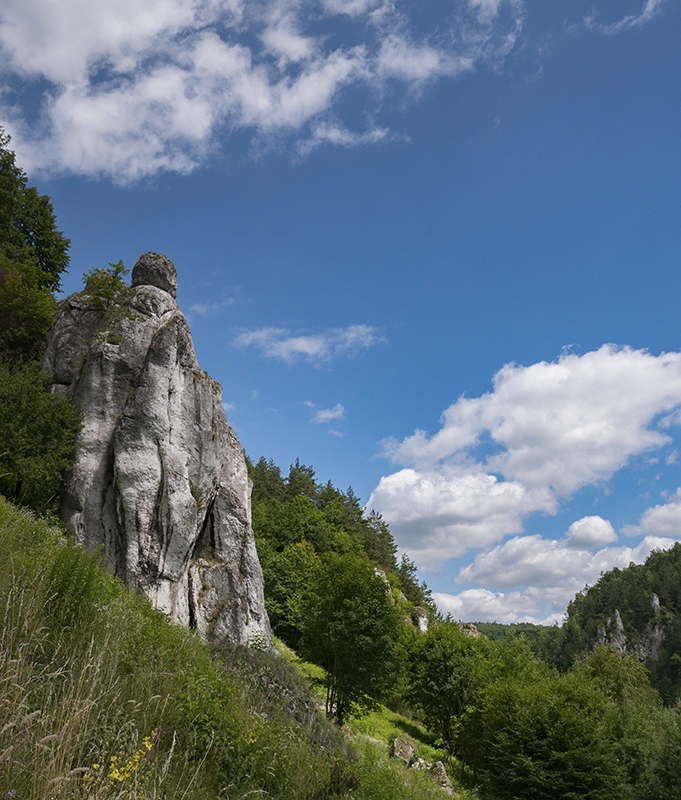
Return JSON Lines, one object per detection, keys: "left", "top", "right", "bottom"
{"left": 0, "top": 127, "right": 70, "bottom": 361}
{"left": 301, "top": 552, "right": 401, "bottom": 724}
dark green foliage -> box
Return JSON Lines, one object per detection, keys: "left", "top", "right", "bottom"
{"left": 250, "top": 455, "right": 400, "bottom": 570}
{"left": 286, "top": 457, "right": 318, "bottom": 501}
{"left": 638, "top": 707, "right": 681, "bottom": 800}
{"left": 0, "top": 253, "right": 56, "bottom": 360}
{"left": 247, "top": 455, "right": 286, "bottom": 503}
{"left": 249, "top": 455, "right": 433, "bottom": 725}
{"left": 408, "top": 622, "right": 541, "bottom": 762}
{"left": 0, "top": 129, "right": 70, "bottom": 293}
{"left": 398, "top": 554, "right": 436, "bottom": 613}
{"left": 0, "top": 129, "right": 69, "bottom": 361}
{"left": 474, "top": 667, "right": 629, "bottom": 800}
{"left": 249, "top": 454, "right": 430, "bottom": 657}
{"left": 301, "top": 551, "right": 403, "bottom": 724}
{"left": 407, "top": 616, "right": 680, "bottom": 800}
{"left": 0, "top": 359, "right": 80, "bottom": 511}
{"left": 409, "top": 623, "right": 486, "bottom": 753}
{"left": 256, "top": 538, "right": 321, "bottom": 648}
{"left": 0, "top": 131, "right": 80, "bottom": 515}
{"left": 473, "top": 620, "right": 567, "bottom": 668}
{"left": 573, "top": 647, "right": 668, "bottom": 794}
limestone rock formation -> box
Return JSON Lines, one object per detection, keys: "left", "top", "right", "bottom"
{"left": 458, "top": 622, "right": 481, "bottom": 638}
{"left": 411, "top": 606, "right": 429, "bottom": 633}
{"left": 44, "top": 253, "right": 271, "bottom": 647}
{"left": 390, "top": 737, "right": 415, "bottom": 766}
{"left": 430, "top": 761, "right": 455, "bottom": 796}
{"left": 595, "top": 598, "right": 665, "bottom": 661}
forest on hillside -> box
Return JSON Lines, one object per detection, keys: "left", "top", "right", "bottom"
{"left": 245, "top": 454, "right": 681, "bottom": 800}
{"left": 3, "top": 126, "right": 681, "bottom": 799}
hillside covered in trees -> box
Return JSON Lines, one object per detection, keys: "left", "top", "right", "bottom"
{"left": 557, "top": 543, "right": 681, "bottom": 703}
{"left": 244, "top": 455, "right": 681, "bottom": 800}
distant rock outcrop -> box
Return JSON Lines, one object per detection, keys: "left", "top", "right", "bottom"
{"left": 596, "top": 608, "right": 628, "bottom": 655}
{"left": 458, "top": 622, "right": 481, "bottom": 638}
{"left": 596, "top": 596, "right": 666, "bottom": 662}
{"left": 411, "top": 606, "right": 429, "bottom": 633}
{"left": 44, "top": 253, "right": 271, "bottom": 647}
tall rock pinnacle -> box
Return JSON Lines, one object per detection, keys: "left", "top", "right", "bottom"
{"left": 44, "top": 253, "right": 270, "bottom": 646}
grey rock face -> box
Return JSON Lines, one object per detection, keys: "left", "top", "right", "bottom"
{"left": 458, "top": 622, "right": 481, "bottom": 638}
{"left": 411, "top": 606, "right": 429, "bottom": 633}
{"left": 596, "top": 609, "right": 628, "bottom": 655}
{"left": 430, "top": 761, "right": 455, "bottom": 796}
{"left": 610, "top": 609, "right": 628, "bottom": 655}
{"left": 595, "top": 600, "right": 666, "bottom": 662}
{"left": 390, "top": 737, "right": 415, "bottom": 766}
{"left": 131, "top": 252, "right": 178, "bottom": 298}
{"left": 651, "top": 592, "right": 661, "bottom": 616}
{"left": 44, "top": 253, "right": 270, "bottom": 647}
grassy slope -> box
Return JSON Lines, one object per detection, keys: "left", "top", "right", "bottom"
{"left": 0, "top": 498, "right": 457, "bottom": 800}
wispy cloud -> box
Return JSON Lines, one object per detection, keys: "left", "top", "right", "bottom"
{"left": 297, "top": 123, "right": 394, "bottom": 158}
{"left": 583, "top": 0, "right": 667, "bottom": 35}
{"left": 312, "top": 403, "right": 345, "bottom": 423}
{"left": 0, "top": 0, "right": 526, "bottom": 181}
{"left": 234, "top": 324, "right": 384, "bottom": 365}
{"left": 188, "top": 298, "right": 236, "bottom": 316}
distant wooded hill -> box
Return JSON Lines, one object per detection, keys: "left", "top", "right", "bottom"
{"left": 477, "top": 544, "right": 681, "bottom": 704}
{"left": 557, "top": 543, "right": 681, "bottom": 703}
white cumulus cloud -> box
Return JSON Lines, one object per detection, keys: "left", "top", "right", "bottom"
{"left": 622, "top": 487, "right": 681, "bottom": 538}
{"left": 434, "top": 588, "right": 533, "bottom": 624}
{"left": 369, "top": 466, "right": 555, "bottom": 568}
{"left": 0, "top": 0, "right": 527, "bottom": 181}
{"left": 312, "top": 403, "right": 345, "bottom": 423}
{"left": 436, "top": 533, "right": 677, "bottom": 623}
{"left": 565, "top": 515, "right": 617, "bottom": 549}
{"left": 385, "top": 345, "right": 681, "bottom": 494}
{"left": 370, "top": 345, "right": 681, "bottom": 568}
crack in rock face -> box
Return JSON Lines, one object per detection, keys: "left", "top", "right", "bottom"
{"left": 44, "top": 252, "right": 271, "bottom": 647}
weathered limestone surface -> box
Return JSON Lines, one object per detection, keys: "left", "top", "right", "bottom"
{"left": 44, "top": 253, "right": 271, "bottom": 646}
{"left": 411, "top": 606, "right": 429, "bottom": 633}
{"left": 595, "top": 595, "right": 666, "bottom": 662}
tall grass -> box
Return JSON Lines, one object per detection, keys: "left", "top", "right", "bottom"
{"left": 0, "top": 498, "right": 453, "bottom": 799}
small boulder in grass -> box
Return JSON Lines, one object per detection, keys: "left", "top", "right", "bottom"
{"left": 430, "top": 761, "right": 455, "bottom": 795}
{"left": 390, "top": 737, "right": 415, "bottom": 765}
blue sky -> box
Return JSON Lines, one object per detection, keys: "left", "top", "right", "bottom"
{"left": 2, "top": 0, "right": 681, "bottom": 623}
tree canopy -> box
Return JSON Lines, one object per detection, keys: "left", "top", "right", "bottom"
{"left": 300, "top": 551, "right": 402, "bottom": 724}
{"left": 0, "top": 130, "right": 79, "bottom": 513}
{"left": 0, "top": 127, "right": 70, "bottom": 361}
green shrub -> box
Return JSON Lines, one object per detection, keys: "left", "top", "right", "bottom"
{"left": 0, "top": 359, "right": 80, "bottom": 511}
{"left": 81, "top": 260, "right": 130, "bottom": 309}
